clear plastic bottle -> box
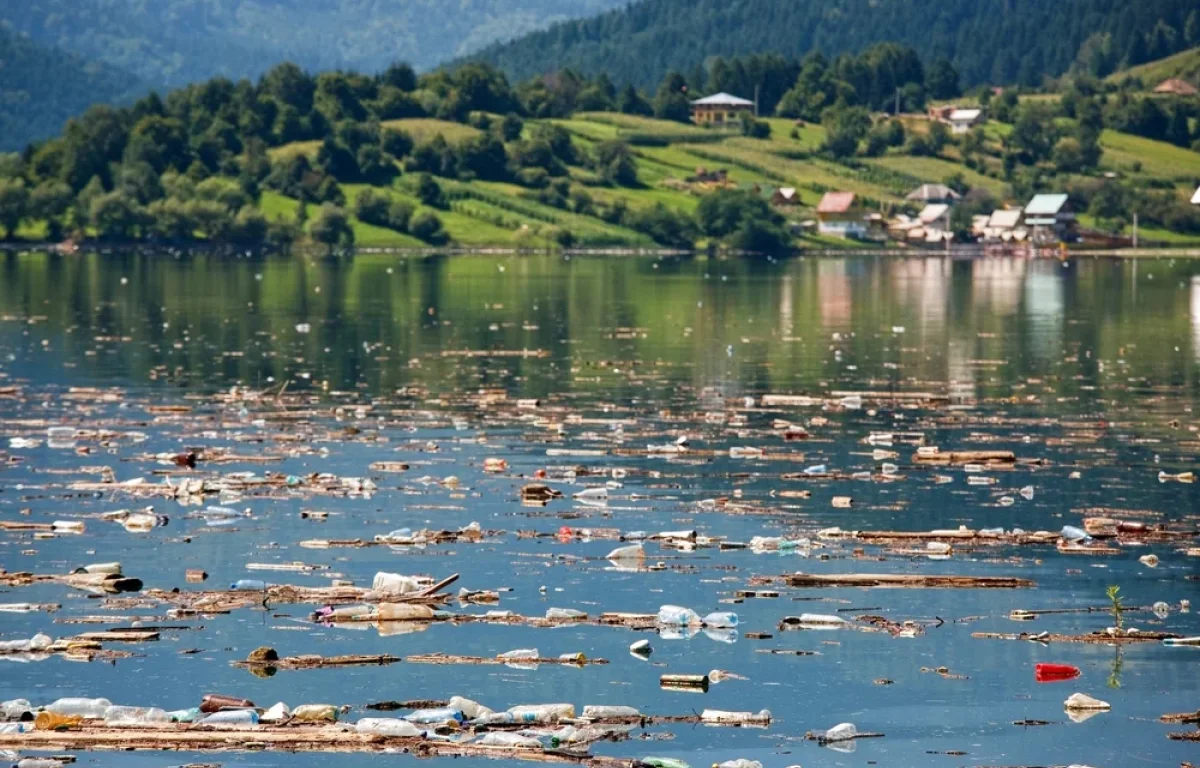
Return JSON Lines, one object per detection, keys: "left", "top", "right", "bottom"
{"left": 716, "top": 760, "right": 763, "bottom": 768}
{"left": 372, "top": 572, "right": 423, "bottom": 594}
{"left": 199, "top": 709, "right": 259, "bottom": 725}
{"left": 356, "top": 717, "right": 422, "bottom": 736}
{"left": 46, "top": 698, "right": 112, "bottom": 718}
{"left": 642, "top": 758, "right": 691, "bottom": 768}
{"left": 0, "top": 722, "right": 27, "bottom": 734}
{"left": 546, "top": 607, "right": 587, "bottom": 620}
{"left": 447, "top": 696, "right": 493, "bottom": 719}
{"left": 1, "top": 698, "right": 32, "bottom": 720}
{"left": 230, "top": 579, "right": 267, "bottom": 591}
{"left": 476, "top": 731, "right": 541, "bottom": 747}
{"left": 701, "top": 612, "right": 739, "bottom": 628}
{"left": 498, "top": 648, "right": 539, "bottom": 660}
{"left": 506, "top": 703, "right": 575, "bottom": 723}
{"left": 260, "top": 702, "right": 291, "bottom": 723}
{"left": 656, "top": 605, "right": 701, "bottom": 626}
{"left": 167, "top": 707, "right": 202, "bottom": 723}
{"left": 582, "top": 705, "right": 640, "bottom": 719}
{"left": 404, "top": 707, "right": 463, "bottom": 724}
{"left": 104, "top": 706, "right": 170, "bottom": 725}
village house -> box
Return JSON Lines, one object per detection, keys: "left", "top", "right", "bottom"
{"left": 690, "top": 92, "right": 755, "bottom": 125}
{"left": 1154, "top": 78, "right": 1199, "bottom": 97}
{"left": 906, "top": 184, "right": 961, "bottom": 205}
{"left": 772, "top": 187, "right": 799, "bottom": 206}
{"left": 1192, "top": 185, "right": 1200, "bottom": 205}
{"left": 1023, "top": 193, "right": 1076, "bottom": 244}
{"left": 918, "top": 203, "right": 952, "bottom": 232}
{"left": 816, "top": 192, "right": 867, "bottom": 238}
{"left": 982, "top": 208, "right": 1025, "bottom": 241}
{"left": 947, "top": 108, "right": 984, "bottom": 134}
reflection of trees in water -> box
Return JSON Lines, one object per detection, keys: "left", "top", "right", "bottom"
{"left": 1, "top": 251, "right": 1199, "bottom": 406}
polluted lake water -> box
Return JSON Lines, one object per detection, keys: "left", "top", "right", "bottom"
{"left": 0, "top": 250, "right": 1199, "bottom": 768}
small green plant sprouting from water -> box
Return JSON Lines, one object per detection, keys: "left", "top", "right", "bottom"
{"left": 1106, "top": 585, "right": 1124, "bottom": 633}
{"left": 1108, "top": 647, "right": 1123, "bottom": 689}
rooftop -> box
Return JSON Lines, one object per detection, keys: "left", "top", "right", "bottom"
{"left": 1192, "top": 185, "right": 1200, "bottom": 205}
{"left": 918, "top": 203, "right": 951, "bottom": 224}
{"left": 987, "top": 209, "right": 1022, "bottom": 229}
{"left": 906, "top": 183, "right": 961, "bottom": 202}
{"left": 949, "top": 108, "right": 983, "bottom": 122}
{"left": 1025, "top": 193, "right": 1069, "bottom": 216}
{"left": 1154, "top": 78, "right": 1199, "bottom": 96}
{"left": 691, "top": 92, "right": 755, "bottom": 107}
{"left": 817, "top": 192, "right": 857, "bottom": 214}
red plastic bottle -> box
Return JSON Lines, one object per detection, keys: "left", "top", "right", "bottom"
{"left": 1035, "top": 663, "right": 1080, "bottom": 682}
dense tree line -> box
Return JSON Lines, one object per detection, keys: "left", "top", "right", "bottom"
{"left": 475, "top": 0, "right": 1198, "bottom": 91}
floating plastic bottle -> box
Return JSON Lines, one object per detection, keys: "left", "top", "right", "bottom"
{"left": 200, "top": 694, "right": 255, "bottom": 713}
{"left": 356, "top": 717, "right": 422, "bottom": 737}
{"left": 45, "top": 698, "right": 111, "bottom": 718}
{"left": 79, "top": 562, "right": 121, "bottom": 575}
{"left": 546, "top": 607, "right": 587, "bottom": 620}
{"left": 506, "top": 703, "right": 575, "bottom": 723}
{"left": 404, "top": 707, "right": 463, "bottom": 724}
{"left": 372, "top": 572, "right": 423, "bottom": 594}
{"left": 104, "top": 706, "right": 170, "bottom": 725}
{"left": 1162, "top": 636, "right": 1200, "bottom": 646}
{"left": 0, "top": 722, "right": 27, "bottom": 734}
{"left": 230, "top": 579, "right": 267, "bottom": 591}
{"left": 1035, "top": 663, "right": 1080, "bottom": 682}
{"left": 1, "top": 698, "right": 32, "bottom": 720}
{"left": 498, "top": 648, "right": 539, "bottom": 661}
{"left": 656, "top": 605, "right": 701, "bottom": 626}
{"left": 716, "top": 760, "right": 763, "bottom": 768}
{"left": 375, "top": 603, "right": 434, "bottom": 621}
{"left": 701, "top": 611, "right": 739, "bottom": 628}
{"left": 34, "top": 712, "right": 82, "bottom": 730}
{"left": 0, "top": 634, "right": 52, "bottom": 653}
{"left": 1060, "top": 526, "right": 1089, "bottom": 542}
{"left": 581, "top": 705, "right": 640, "bottom": 719}
{"left": 606, "top": 543, "right": 645, "bottom": 561}
{"left": 259, "top": 702, "right": 291, "bottom": 723}
{"left": 701, "top": 709, "right": 771, "bottom": 725}
{"left": 167, "top": 707, "right": 202, "bottom": 723}
{"left": 199, "top": 709, "right": 259, "bottom": 725}
{"left": 448, "top": 696, "right": 493, "bottom": 719}
{"left": 573, "top": 487, "right": 608, "bottom": 501}
{"left": 291, "top": 704, "right": 338, "bottom": 723}
{"left": 476, "top": 731, "right": 541, "bottom": 747}
{"left": 642, "top": 759, "right": 690, "bottom": 768}
{"left": 820, "top": 722, "right": 859, "bottom": 741}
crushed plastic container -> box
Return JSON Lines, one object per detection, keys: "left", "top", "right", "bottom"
{"left": 1, "top": 698, "right": 32, "bottom": 720}
{"left": 607, "top": 543, "right": 645, "bottom": 561}
{"left": 818, "top": 722, "right": 858, "bottom": 741}
{"left": 448, "top": 696, "right": 493, "bottom": 719}
{"left": 476, "top": 731, "right": 541, "bottom": 747}
{"left": 259, "top": 702, "right": 291, "bottom": 723}
{"left": 1061, "top": 526, "right": 1089, "bottom": 542}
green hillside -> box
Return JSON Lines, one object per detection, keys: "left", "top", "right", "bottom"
{"left": 1107, "top": 46, "right": 1200, "bottom": 87}
{"left": 3, "top": 57, "right": 1199, "bottom": 252}
{"left": 0, "top": 26, "right": 144, "bottom": 151}
{"left": 473, "top": 0, "right": 1200, "bottom": 89}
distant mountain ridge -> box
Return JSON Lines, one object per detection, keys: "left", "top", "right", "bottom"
{"left": 471, "top": 0, "right": 1200, "bottom": 89}
{"left": 1, "top": 0, "right": 628, "bottom": 89}
{"left": 0, "top": 26, "right": 144, "bottom": 151}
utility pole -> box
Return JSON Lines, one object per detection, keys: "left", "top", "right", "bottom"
{"left": 754, "top": 85, "right": 760, "bottom": 118}
{"left": 1132, "top": 213, "right": 1138, "bottom": 249}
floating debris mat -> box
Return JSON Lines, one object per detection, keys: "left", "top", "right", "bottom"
{"left": 0, "top": 726, "right": 636, "bottom": 763}
{"left": 971, "top": 631, "right": 1180, "bottom": 644}
{"left": 752, "top": 573, "right": 1035, "bottom": 589}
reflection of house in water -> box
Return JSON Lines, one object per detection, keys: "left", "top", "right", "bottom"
{"left": 1191, "top": 276, "right": 1200, "bottom": 361}
{"left": 1023, "top": 263, "right": 1064, "bottom": 361}
{"left": 971, "top": 258, "right": 1027, "bottom": 317}
{"left": 778, "top": 272, "right": 794, "bottom": 333}
{"left": 818, "top": 260, "right": 852, "bottom": 328}
{"left": 947, "top": 339, "right": 976, "bottom": 402}
{"left": 889, "top": 258, "right": 950, "bottom": 330}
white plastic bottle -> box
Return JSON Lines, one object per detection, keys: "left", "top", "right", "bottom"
{"left": 104, "top": 706, "right": 171, "bottom": 725}
{"left": 656, "top": 605, "right": 701, "bottom": 626}
{"left": 506, "top": 703, "right": 576, "bottom": 723}
{"left": 702, "top": 612, "right": 739, "bottom": 628}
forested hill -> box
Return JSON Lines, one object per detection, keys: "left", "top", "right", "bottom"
{"left": 1, "top": 0, "right": 625, "bottom": 88}
{"left": 472, "top": 0, "right": 1200, "bottom": 88}
{"left": 0, "top": 27, "right": 144, "bottom": 152}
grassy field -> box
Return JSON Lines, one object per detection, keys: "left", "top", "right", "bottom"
{"left": 1098, "top": 130, "right": 1200, "bottom": 180}
{"left": 381, "top": 118, "right": 483, "bottom": 145}
{"left": 1107, "top": 46, "right": 1200, "bottom": 87}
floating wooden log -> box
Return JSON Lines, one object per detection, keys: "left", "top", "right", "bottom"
{"left": 1159, "top": 709, "right": 1200, "bottom": 724}
{"left": 755, "top": 573, "right": 1035, "bottom": 589}
{"left": 912, "top": 450, "right": 1016, "bottom": 465}
{"left": 405, "top": 653, "right": 608, "bottom": 666}
{"left": 234, "top": 653, "right": 402, "bottom": 670}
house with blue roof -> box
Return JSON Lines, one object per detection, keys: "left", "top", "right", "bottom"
{"left": 1023, "top": 193, "right": 1076, "bottom": 244}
